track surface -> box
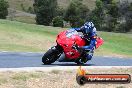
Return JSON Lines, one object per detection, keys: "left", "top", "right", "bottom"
{"left": 0, "top": 52, "right": 132, "bottom": 68}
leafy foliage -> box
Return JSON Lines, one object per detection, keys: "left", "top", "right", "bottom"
{"left": 33, "top": 0, "right": 58, "bottom": 26}
{"left": 64, "top": 0, "right": 89, "bottom": 27}
{"left": 0, "top": 0, "right": 8, "bottom": 19}
{"left": 89, "top": 0, "right": 132, "bottom": 32}
{"left": 118, "top": 1, "right": 132, "bottom": 32}
{"left": 88, "top": 0, "right": 104, "bottom": 31}
{"left": 32, "top": 0, "right": 132, "bottom": 32}
{"left": 52, "top": 16, "right": 64, "bottom": 27}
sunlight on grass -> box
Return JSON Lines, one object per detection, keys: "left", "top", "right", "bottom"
{"left": 96, "top": 32, "right": 132, "bottom": 57}
{"left": 0, "top": 19, "right": 63, "bottom": 52}
{"left": 0, "top": 19, "right": 132, "bottom": 57}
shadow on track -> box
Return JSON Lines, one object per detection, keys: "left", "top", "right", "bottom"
{"left": 42, "top": 63, "right": 95, "bottom": 66}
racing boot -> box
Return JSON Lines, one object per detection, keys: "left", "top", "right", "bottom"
{"left": 85, "top": 50, "right": 94, "bottom": 60}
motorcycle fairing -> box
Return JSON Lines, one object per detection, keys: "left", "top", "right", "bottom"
{"left": 56, "top": 29, "right": 86, "bottom": 59}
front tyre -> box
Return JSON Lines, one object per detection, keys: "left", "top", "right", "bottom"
{"left": 42, "top": 49, "right": 59, "bottom": 65}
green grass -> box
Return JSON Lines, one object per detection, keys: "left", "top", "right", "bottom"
{"left": 13, "top": 16, "right": 36, "bottom": 24}
{"left": 0, "top": 19, "right": 132, "bottom": 57}
{"left": 96, "top": 32, "right": 132, "bottom": 57}
{"left": 0, "top": 19, "right": 62, "bottom": 52}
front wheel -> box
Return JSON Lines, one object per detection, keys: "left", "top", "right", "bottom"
{"left": 42, "top": 49, "right": 59, "bottom": 64}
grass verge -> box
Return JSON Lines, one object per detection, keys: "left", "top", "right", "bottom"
{"left": 0, "top": 19, "right": 132, "bottom": 57}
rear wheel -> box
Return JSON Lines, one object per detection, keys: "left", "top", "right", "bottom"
{"left": 42, "top": 49, "right": 59, "bottom": 65}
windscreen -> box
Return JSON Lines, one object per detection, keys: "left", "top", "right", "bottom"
{"left": 66, "top": 29, "right": 78, "bottom": 38}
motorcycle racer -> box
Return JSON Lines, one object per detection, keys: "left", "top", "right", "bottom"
{"left": 73, "top": 22, "right": 97, "bottom": 63}
{"left": 42, "top": 21, "right": 103, "bottom": 65}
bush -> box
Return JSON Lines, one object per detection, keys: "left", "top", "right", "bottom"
{"left": 52, "top": 16, "right": 64, "bottom": 27}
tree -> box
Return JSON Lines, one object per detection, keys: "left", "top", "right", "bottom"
{"left": 107, "top": 1, "right": 119, "bottom": 18}
{"left": 56, "top": 7, "right": 65, "bottom": 17}
{"left": 88, "top": 0, "right": 104, "bottom": 31}
{"left": 124, "top": 3, "right": 132, "bottom": 32}
{"left": 0, "top": 0, "right": 8, "bottom": 19}
{"left": 34, "top": 0, "right": 57, "bottom": 25}
{"left": 64, "top": 0, "right": 89, "bottom": 27}
{"left": 105, "top": 0, "right": 120, "bottom": 32}
{"left": 116, "top": 1, "right": 132, "bottom": 32}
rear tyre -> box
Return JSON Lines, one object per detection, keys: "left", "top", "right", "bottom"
{"left": 42, "top": 49, "right": 59, "bottom": 65}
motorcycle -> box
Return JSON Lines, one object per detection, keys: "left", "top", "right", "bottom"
{"left": 42, "top": 29, "right": 103, "bottom": 65}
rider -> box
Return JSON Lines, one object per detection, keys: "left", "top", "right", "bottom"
{"left": 73, "top": 21, "right": 97, "bottom": 63}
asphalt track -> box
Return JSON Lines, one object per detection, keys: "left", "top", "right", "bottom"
{"left": 0, "top": 52, "right": 132, "bottom": 68}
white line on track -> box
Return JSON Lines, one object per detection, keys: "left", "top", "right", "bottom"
{"left": 0, "top": 66, "right": 131, "bottom": 72}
